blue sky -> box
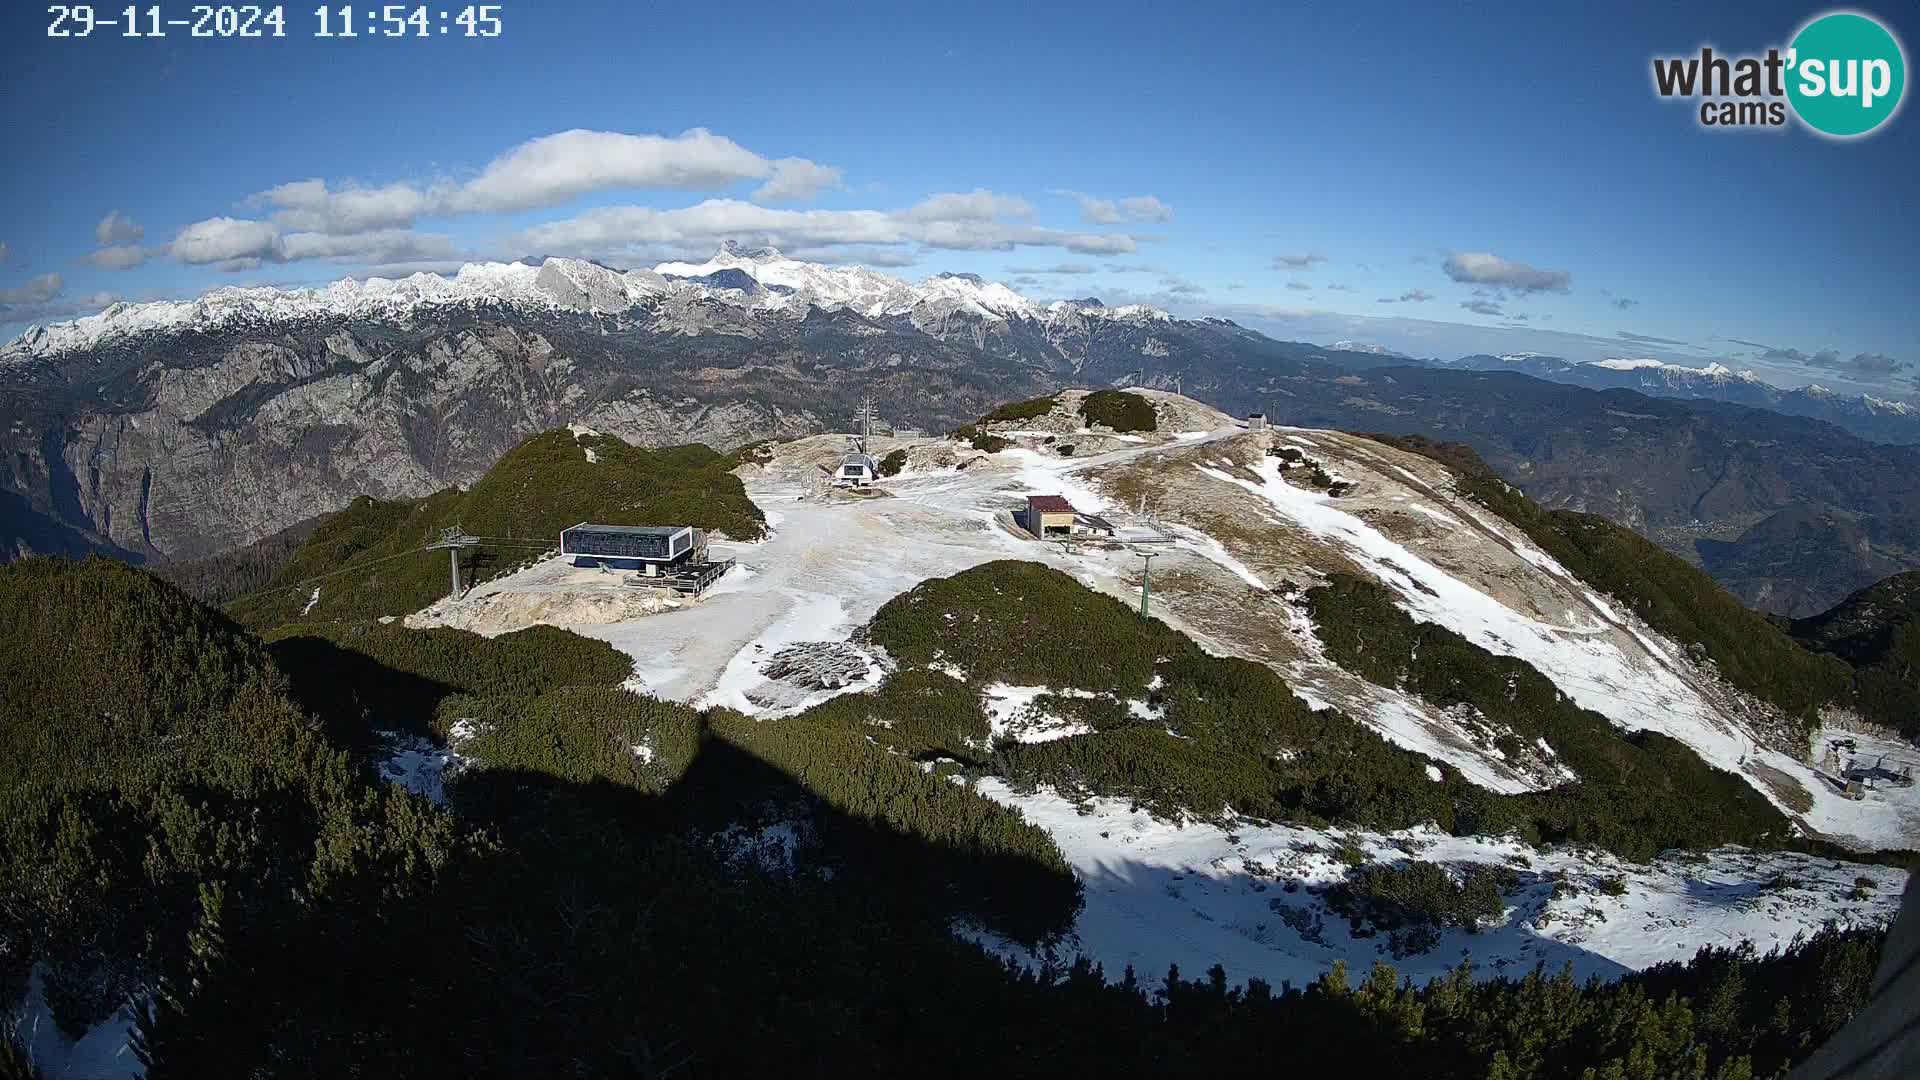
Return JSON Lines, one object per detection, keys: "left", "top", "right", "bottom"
{"left": 1, "top": 1, "right": 1914, "bottom": 396}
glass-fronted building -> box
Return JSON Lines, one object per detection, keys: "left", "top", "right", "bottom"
{"left": 559, "top": 523, "right": 696, "bottom": 566}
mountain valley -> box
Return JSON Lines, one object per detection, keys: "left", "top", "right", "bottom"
{"left": 6, "top": 248, "right": 1916, "bottom": 617}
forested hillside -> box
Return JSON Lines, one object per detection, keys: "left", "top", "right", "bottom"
{"left": 0, "top": 555, "right": 1905, "bottom": 1077}
{"left": 863, "top": 561, "right": 1903, "bottom": 865}
{"left": 226, "top": 429, "right": 764, "bottom": 626}
{"left": 1791, "top": 572, "right": 1920, "bottom": 738}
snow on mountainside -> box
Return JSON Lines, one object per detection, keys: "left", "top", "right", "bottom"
{"left": 1330, "top": 340, "right": 1411, "bottom": 359}
{"left": 1587, "top": 358, "right": 1760, "bottom": 383}
{"left": 1450, "top": 352, "right": 1920, "bottom": 446}
{"left": 4, "top": 262, "right": 555, "bottom": 358}
{"left": 1, "top": 243, "right": 1169, "bottom": 362}
{"left": 390, "top": 398, "right": 1911, "bottom": 993}
{"left": 410, "top": 396, "right": 1917, "bottom": 853}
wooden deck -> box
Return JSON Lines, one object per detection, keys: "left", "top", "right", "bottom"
{"left": 625, "top": 558, "right": 735, "bottom": 596}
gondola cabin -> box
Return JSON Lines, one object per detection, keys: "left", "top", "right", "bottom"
{"left": 834, "top": 451, "right": 879, "bottom": 488}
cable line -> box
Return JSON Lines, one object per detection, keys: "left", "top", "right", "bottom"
{"left": 222, "top": 546, "right": 428, "bottom": 604}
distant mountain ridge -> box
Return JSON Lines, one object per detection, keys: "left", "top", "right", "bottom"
{"left": 1438, "top": 352, "right": 1920, "bottom": 446}
{"left": 0, "top": 246, "right": 1413, "bottom": 566}
{"left": 1, "top": 244, "right": 1172, "bottom": 363}
{"left": 4, "top": 246, "right": 1920, "bottom": 615}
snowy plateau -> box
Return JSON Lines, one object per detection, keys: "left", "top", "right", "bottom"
{"left": 392, "top": 393, "right": 1911, "bottom": 995}
{"left": 18, "top": 389, "right": 1916, "bottom": 1078}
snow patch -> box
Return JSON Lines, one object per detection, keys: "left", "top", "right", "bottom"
{"left": 7, "top": 968, "right": 143, "bottom": 1080}
{"left": 378, "top": 723, "right": 478, "bottom": 805}
{"left": 966, "top": 782, "right": 1906, "bottom": 992}
{"left": 981, "top": 683, "right": 1097, "bottom": 743}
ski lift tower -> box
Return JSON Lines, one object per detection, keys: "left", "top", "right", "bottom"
{"left": 1134, "top": 549, "right": 1159, "bottom": 618}
{"left": 427, "top": 525, "right": 481, "bottom": 600}
{"left": 852, "top": 394, "right": 877, "bottom": 455}
{"left": 829, "top": 395, "right": 883, "bottom": 489}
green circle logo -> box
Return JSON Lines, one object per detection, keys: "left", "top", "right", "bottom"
{"left": 1787, "top": 12, "right": 1907, "bottom": 137}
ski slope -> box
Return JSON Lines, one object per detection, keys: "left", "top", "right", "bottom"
{"left": 393, "top": 411, "right": 1915, "bottom": 997}
{"left": 965, "top": 783, "right": 1906, "bottom": 990}
{"left": 413, "top": 416, "right": 1919, "bottom": 852}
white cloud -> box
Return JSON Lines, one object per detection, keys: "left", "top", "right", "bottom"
{"left": 87, "top": 245, "right": 148, "bottom": 270}
{"left": 84, "top": 212, "right": 150, "bottom": 269}
{"left": 1377, "top": 289, "right": 1433, "bottom": 303}
{"left": 1192, "top": 300, "right": 1320, "bottom": 321}
{"left": 896, "top": 189, "right": 1032, "bottom": 222}
{"left": 281, "top": 230, "right": 458, "bottom": 263}
{"left": 1006, "top": 263, "right": 1097, "bottom": 275}
{"left": 238, "top": 128, "right": 846, "bottom": 243}
{"left": 142, "top": 130, "right": 1154, "bottom": 273}
{"left": 909, "top": 218, "right": 1131, "bottom": 254}
{"left": 448, "top": 128, "right": 805, "bottom": 214}
{"left": 1055, "top": 190, "right": 1174, "bottom": 224}
{"left": 0, "top": 272, "right": 62, "bottom": 306}
{"left": 522, "top": 201, "right": 896, "bottom": 253}
{"left": 514, "top": 195, "right": 1140, "bottom": 261}
{"left": 753, "top": 158, "right": 843, "bottom": 203}
{"left": 257, "top": 179, "right": 434, "bottom": 234}
{"left": 1442, "top": 252, "right": 1571, "bottom": 293}
{"left": 95, "top": 210, "right": 145, "bottom": 246}
{"left": 170, "top": 217, "right": 285, "bottom": 264}
{"left": 1461, "top": 298, "right": 1504, "bottom": 316}
{"left": 1117, "top": 196, "right": 1174, "bottom": 223}
{"left": 783, "top": 245, "right": 917, "bottom": 268}
{"left": 0, "top": 273, "right": 112, "bottom": 324}
{"left": 1273, "top": 252, "right": 1328, "bottom": 269}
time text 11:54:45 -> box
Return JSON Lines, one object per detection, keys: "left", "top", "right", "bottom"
{"left": 47, "top": 5, "right": 504, "bottom": 38}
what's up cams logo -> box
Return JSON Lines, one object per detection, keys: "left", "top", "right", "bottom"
{"left": 1652, "top": 10, "right": 1906, "bottom": 137}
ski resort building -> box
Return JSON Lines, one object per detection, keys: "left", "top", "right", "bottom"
{"left": 1024, "top": 496, "right": 1115, "bottom": 539}
{"left": 561, "top": 523, "right": 698, "bottom": 570}
{"left": 1027, "top": 495, "right": 1077, "bottom": 537}
{"left": 560, "top": 522, "right": 735, "bottom": 594}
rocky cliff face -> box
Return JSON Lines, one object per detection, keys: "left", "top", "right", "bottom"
{"left": 0, "top": 315, "right": 881, "bottom": 560}
{"left": 7, "top": 253, "right": 1920, "bottom": 614}
{"left": 1, "top": 252, "right": 1363, "bottom": 564}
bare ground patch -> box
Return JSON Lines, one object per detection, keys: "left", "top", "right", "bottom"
{"left": 1751, "top": 763, "right": 1816, "bottom": 815}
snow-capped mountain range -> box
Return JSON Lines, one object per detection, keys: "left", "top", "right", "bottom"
{"left": 2, "top": 242, "right": 1168, "bottom": 361}
{"left": 1582, "top": 357, "right": 1756, "bottom": 380}
{"left": 1438, "top": 350, "right": 1917, "bottom": 435}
